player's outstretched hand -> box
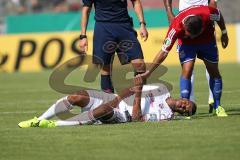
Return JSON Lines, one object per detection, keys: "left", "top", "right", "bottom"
{"left": 134, "top": 76, "right": 143, "bottom": 87}
{"left": 140, "top": 25, "right": 148, "bottom": 42}
{"left": 134, "top": 70, "right": 150, "bottom": 86}
{"left": 221, "top": 33, "right": 229, "bottom": 49}
{"left": 79, "top": 38, "right": 88, "bottom": 53}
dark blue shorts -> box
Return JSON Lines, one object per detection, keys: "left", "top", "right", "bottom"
{"left": 93, "top": 22, "right": 144, "bottom": 65}
{"left": 177, "top": 42, "right": 219, "bottom": 64}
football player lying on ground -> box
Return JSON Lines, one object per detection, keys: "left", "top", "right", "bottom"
{"left": 18, "top": 82, "right": 196, "bottom": 128}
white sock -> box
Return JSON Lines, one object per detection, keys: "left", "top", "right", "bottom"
{"left": 56, "top": 120, "right": 79, "bottom": 127}
{"left": 55, "top": 111, "right": 96, "bottom": 127}
{"left": 206, "top": 70, "right": 214, "bottom": 103}
{"left": 38, "top": 96, "right": 73, "bottom": 121}
{"left": 190, "top": 73, "right": 195, "bottom": 102}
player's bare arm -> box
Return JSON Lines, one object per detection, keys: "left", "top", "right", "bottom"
{"left": 86, "top": 85, "right": 141, "bottom": 121}
{"left": 131, "top": 77, "right": 143, "bottom": 121}
{"left": 163, "top": 0, "right": 175, "bottom": 23}
{"left": 208, "top": 1, "right": 228, "bottom": 48}
{"left": 132, "top": 0, "right": 148, "bottom": 41}
{"left": 216, "top": 12, "right": 229, "bottom": 48}
{"left": 79, "top": 5, "right": 92, "bottom": 52}
{"left": 137, "top": 50, "right": 169, "bottom": 82}
{"left": 104, "top": 79, "right": 144, "bottom": 122}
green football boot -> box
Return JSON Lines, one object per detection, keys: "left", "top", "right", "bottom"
{"left": 18, "top": 117, "right": 39, "bottom": 128}
{"left": 216, "top": 106, "right": 228, "bottom": 117}
{"left": 39, "top": 119, "right": 56, "bottom": 128}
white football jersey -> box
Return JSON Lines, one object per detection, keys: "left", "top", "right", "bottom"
{"left": 179, "top": 0, "right": 209, "bottom": 11}
{"left": 119, "top": 83, "right": 173, "bottom": 122}
{"left": 84, "top": 83, "right": 173, "bottom": 123}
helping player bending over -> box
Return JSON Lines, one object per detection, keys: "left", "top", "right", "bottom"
{"left": 163, "top": 0, "right": 218, "bottom": 113}
{"left": 137, "top": 5, "right": 228, "bottom": 117}
{"left": 18, "top": 83, "right": 196, "bottom": 128}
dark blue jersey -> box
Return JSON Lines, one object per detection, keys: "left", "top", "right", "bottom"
{"left": 82, "top": 0, "right": 132, "bottom": 23}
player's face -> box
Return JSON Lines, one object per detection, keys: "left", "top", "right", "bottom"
{"left": 175, "top": 99, "right": 192, "bottom": 115}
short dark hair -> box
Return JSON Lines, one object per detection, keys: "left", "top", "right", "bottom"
{"left": 184, "top": 15, "right": 203, "bottom": 36}
{"left": 188, "top": 101, "right": 197, "bottom": 116}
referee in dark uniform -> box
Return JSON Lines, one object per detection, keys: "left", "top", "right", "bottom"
{"left": 79, "top": 0, "right": 148, "bottom": 93}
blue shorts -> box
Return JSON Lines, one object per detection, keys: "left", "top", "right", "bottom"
{"left": 177, "top": 42, "right": 219, "bottom": 64}
{"left": 93, "top": 22, "right": 144, "bottom": 65}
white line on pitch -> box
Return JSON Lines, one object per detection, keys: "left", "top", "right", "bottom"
{"left": 197, "top": 104, "right": 240, "bottom": 107}
{"left": 171, "top": 89, "right": 240, "bottom": 96}
{"left": 0, "top": 111, "right": 37, "bottom": 115}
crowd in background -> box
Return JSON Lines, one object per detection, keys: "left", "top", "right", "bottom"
{"left": 0, "top": 0, "right": 82, "bottom": 16}
{"left": 0, "top": 0, "right": 239, "bottom": 34}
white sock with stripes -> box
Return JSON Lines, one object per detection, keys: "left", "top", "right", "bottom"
{"left": 38, "top": 96, "right": 73, "bottom": 121}
{"left": 55, "top": 111, "right": 96, "bottom": 127}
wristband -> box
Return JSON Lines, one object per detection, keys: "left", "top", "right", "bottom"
{"left": 139, "top": 21, "right": 146, "bottom": 26}
{"left": 221, "top": 29, "right": 227, "bottom": 35}
{"left": 80, "top": 35, "right": 87, "bottom": 40}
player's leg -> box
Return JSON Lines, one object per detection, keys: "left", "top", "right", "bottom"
{"left": 18, "top": 91, "right": 90, "bottom": 128}
{"left": 198, "top": 41, "right": 227, "bottom": 116}
{"left": 199, "top": 42, "right": 227, "bottom": 117}
{"left": 206, "top": 69, "right": 215, "bottom": 113}
{"left": 115, "top": 23, "right": 146, "bottom": 77}
{"left": 177, "top": 44, "right": 195, "bottom": 102}
{"left": 93, "top": 22, "right": 116, "bottom": 93}
{"left": 39, "top": 98, "right": 125, "bottom": 128}
{"left": 203, "top": 61, "right": 227, "bottom": 117}
{"left": 180, "top": 60, "right": 195, "bottom": 99}
{"left": 100, "top": 64, "right": 114, "bottom": 93}
{"left": 178, "top": 44, "right": 197, "bottom": 99}
{"left": 38, "top": 91, "right": 89, "bottom": 120}
{"left": 39, "top": 110, "right": 100, "bottom": 128}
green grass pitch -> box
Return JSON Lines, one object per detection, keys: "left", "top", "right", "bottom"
{"left": 0, "top": 63, "right": 240, "bottom": 160}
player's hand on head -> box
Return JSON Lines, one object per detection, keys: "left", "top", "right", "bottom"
{"left": 140, "top": 25, "right": 148, "bottom": 41}
{"left": 79, "top": 38, "right": 88, "bottom": 53}
{"left": 221, "top": 33, "right": 229, "bottom": 49}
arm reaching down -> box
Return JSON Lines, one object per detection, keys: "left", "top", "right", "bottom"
{"left": 79, "top": 4, "right": 92, "bottom": 52}
{"left": 209, "top": 7, "right": 229, "bottom": 48}
{"left": 217, "top": 13, "right": 228, "bottom": 48}
{"left": 132, "top": 0, "right": 148, "bottom": 41}
{"left": 163, "top": 0, "right": 175, "bottom": 24}
{"left": 138, "top": 50, "right": 169, "bottom": 81}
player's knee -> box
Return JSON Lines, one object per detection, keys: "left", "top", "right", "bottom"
{"left": 182, "top": 69, "right": 193, "bottom": 79}
{"left": 132, "top": 59, "right": 146, "bottom": 73}
{"left": 213, "top": 75, "right": 221, "bottom": 79}
{"left": 67, "top": 95, "right": 82, "bottom": 105}
{"left": 181, "top": 73, "right": 192, "bottom": 79}
{"left": 102, "top": 104, "right": 113, "bottom": 113}
{"left": 97, "top": 111, "right": 114, "bottom": 123}
{"left": 68, "top": 91, "right": 88, "bottom": 106}
{"left": 101, "top": 65, "right": 111, "bottom": 75}
{"left": 209, "top": 71, "right": 222, "bottom": 79}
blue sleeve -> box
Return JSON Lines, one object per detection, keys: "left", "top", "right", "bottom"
{"left": 82, "top": 0, "right": 93, "bottom": 7}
